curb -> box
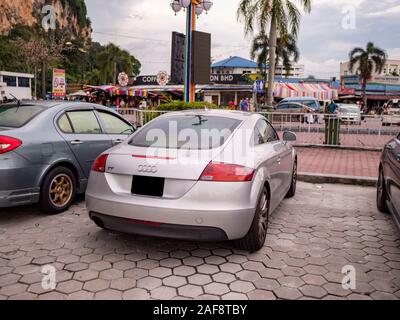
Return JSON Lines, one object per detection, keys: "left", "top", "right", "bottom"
{"left": 298, "top": 172, "right": 378, "bottom": 187}
{"left": 294, "top": 144, "right": 383, "bottom": 152}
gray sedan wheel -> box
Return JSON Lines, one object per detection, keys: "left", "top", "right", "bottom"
{"left": 235, "top": 186, "right": 270, "bottom": 252}
{"left": 40, "top": 166, "right": 77, "bottom": 214}
{"left": 286, "top": 160, "right": 297, "bottom": 198}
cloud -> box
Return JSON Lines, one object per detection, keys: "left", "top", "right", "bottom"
{"left": 85, "top": 0, "right": 400, "bottom": 78}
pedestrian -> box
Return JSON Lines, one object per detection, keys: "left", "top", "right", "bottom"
{"left": 328, "top": 99, "right": 338, "bottom": 113}
{"left": 239, "top": 98, "right": 245, "bottom": 111}
{"left": 243, "top": 98, "right": 250, "bottom": 112}
{"left": 119, "top": 99, "right": 126, "bottom": 108}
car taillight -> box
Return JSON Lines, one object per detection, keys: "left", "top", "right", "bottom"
{"left": 0, "top": 136, "right": 22, "bottom": 154}
{"left": 199, "top": 162, "right": 255, "bottom": 182}
{"left": 91, "top": 154, "right": 109, "bottom": 172}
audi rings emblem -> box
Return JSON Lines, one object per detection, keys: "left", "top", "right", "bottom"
{"left": 138, "top": 165, "right": 158, "bottom": 174}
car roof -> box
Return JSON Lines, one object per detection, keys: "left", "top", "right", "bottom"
{"left": 281, "top": 97, "right": 318, "bottom": 101}
{"left": 159, "top": 109, "right": 257, "bottom": 121}
{"left": 1, "top": 100, "right": 63, "bottom": 108}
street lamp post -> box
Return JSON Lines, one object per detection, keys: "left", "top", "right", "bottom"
{"left": 170, "top": 0, "right": 213, "bottom": 103}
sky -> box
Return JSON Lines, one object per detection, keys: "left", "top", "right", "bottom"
{"left": 85, "top": 0, "right": 400, "bottom": 79}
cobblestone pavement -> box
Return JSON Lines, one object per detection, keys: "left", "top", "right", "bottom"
{"left": 296, "top": 147, "right": 380, "bottom": 178}
{"left": 0, "top": 182, "right": 399, "bottom": 300}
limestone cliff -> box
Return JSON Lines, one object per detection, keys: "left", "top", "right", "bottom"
{"left": 0, "top": 0, "right": 91, "bottom": 40}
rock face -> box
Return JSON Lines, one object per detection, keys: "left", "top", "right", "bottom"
{"left": 0, "top": 0, "right": 91, "bottom": 40}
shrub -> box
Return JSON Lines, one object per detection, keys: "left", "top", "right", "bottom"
{"left": 156, "top": 101, "right": 218, "bottom": 111}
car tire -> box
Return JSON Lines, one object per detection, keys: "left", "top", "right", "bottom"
{"left": 377, "top": 167, "right": 389, "bottom": 214}
{"left": 235, "top": 186, "right": 270, "bottom": 252}
{"left": 39, "top": 166, "right": 77, "bottom": 214}
{"left": 286, "top": 160, "right": 297, "bottom": 198}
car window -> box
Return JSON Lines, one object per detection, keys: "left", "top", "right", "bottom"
{"left": 66, "top": 111, "right": 102, "bottom": 134}
{"left": 58, "top": 114, "right": 73, "bottom": 133}
{"left": 397, "top": 133, "right": 400, "bottom": 140}
{"left": 98, "top": 111, "right": 133, "bottom": 135}
{"left": 130, "top": 115, "right": 241, "bottom": 149}
{"left": 0, "top": 105, "right": 45, "bottom": 128}
{"left": 254, "top": 119, "right": 279, "bottom": 145}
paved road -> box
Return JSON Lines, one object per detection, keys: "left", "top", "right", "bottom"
{"left": 0, "top": 183, "right": 399, "bottom": 300}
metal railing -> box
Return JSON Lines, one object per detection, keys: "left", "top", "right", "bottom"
{"left": 116, "top": 108, "right": 399, "bottom": 150}
{"left": 262, "top": 112, "right": 399, "bottom": 150}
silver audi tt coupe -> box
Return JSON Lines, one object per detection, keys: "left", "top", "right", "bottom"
{"left": 86, "top": 110, "right": 297, "bottom": 251}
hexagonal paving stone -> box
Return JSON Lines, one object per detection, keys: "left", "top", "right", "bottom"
{"left": 236, "top": 270, "right": 261, "bottom": 282}
{"left": 83, "top": 279, "right": 110, "bottom": 293}
{"left": 278, "top": 276, "right": 305, "bottom": 288}
{"left": 68, "top": 290, "right": 94, "bottom": 300}
{"left": 191, "top": 249, "right": 212, "bottom": 258}
{"left": 220, "top": 263, "right": 242, "bottom": 273}
{"left": 230, "top": 280, "right": 255, "bottom": 293}
{"left": 99, "top": 269, "right": 123, "bottom": 281}
{"left": 259, "top": 268, "right": 284, "bottom": 279}
{"left": 73, "top": 270, "right": 99, "bottom": 282}
{"left": 178, "top": 284, "right": 203, "bottom": 298}
{"left": 204, "top": 283, "right": 230, "bottom": 295}
{"left": 160, "top": 258, "right": 182, "bottom": 268}
{"left": 222, "top": 292, "right": 248, "bottom": 300}
{"left": 301, "top": 274, "right": 327, "bottom": 286}
{"left": 204, "top": 256, "right": 226, "bottom": 265}
{"left": 370, "top": 280, "right": 398, "bottom": 293}
{"left": 161, "top": 275, "right": 187, "bottom": 288}
{"left": 151, "top": 286, "right": 177, "bottom": 300}
{"left": 110, "top": 278, "right": 136, "bottom": 291}
{"left": 65, "top": 262, "right": 88, "bottom": 272}
{"left": 137, "top": 259, "right": 159, "bottom": 270}
{"left": 254, "top": 278, "right": 280, "bottom": 291}
{"left": 212, "top": 272, "right": 236, "bottom": 284}
{"left": 125, "top": 268, "right": 148, "bottom": 280}
{"left": 80, "top": 254, "right": 102, "bottom": 264}
{"left": 188, "top": 274, "right": 212, "bottom": 286}
{"left": 197, "top": 264, "right": 220, "bottom": 275}
{"left": 137, "top": 276, "right": 162, "bottom": 290}
{"left": 123, "top": 288, "right": 150, "bottom": 300}
{"left": 300, "top": 285, "right": 328, "bottom": 299}
{"left": 322, "top": 283, "right": 351, "bottom": 297}
{"left": 0, "top": 274, "right": 21, "bottom": 287}
{"left": 89, "top": 261, "right": 112, "bottom": 271}
{"left": 56, "top": 280, "right": 83, "bottom": 294}
{"left": 149, "top": 267, "right": 173, "bottom": 279}
{"left": 273, "top": 287, "right": 302, "bottom": 300}
{"left": 247, "top": 289, "right": 276, "bottom": 300}
{"left": 242, "top": 261, "right": 265, "bottom": 272}
{"left": 173, "top": 266, "right": 196, "bottom": 277}
{"left": 56, "top": 254, "right": 79, "bottom": 264}
{"left": 95, "top": 289, "right": 123, "bottom": 300}
{"left": 0, "top": 283, "right": 28, "bottom": 297}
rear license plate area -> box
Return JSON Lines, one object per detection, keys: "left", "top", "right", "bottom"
{"left": 131, "top": 175, "right": 165, "bottom": 197}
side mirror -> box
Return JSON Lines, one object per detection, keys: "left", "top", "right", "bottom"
{"left": 283, "top": 131, "right": 297, "bottom": 142}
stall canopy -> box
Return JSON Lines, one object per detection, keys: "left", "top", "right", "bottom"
{"left": 253, "top": 81, "right": 338, "bottom": 100}
{"left": 84, "top": 85, "right": 148, "bottom": 98}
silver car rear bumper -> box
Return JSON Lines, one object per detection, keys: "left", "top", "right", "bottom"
{"left": 85, "top": 172, "right": 257, "bottom": 240}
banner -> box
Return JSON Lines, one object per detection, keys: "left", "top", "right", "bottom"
{"left": 52, "top": 69, "right": 66, "bottom": 98}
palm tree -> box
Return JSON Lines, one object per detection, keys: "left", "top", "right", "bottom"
{"left": 349, "top": 42, "right": 387, "bottom": 104}
{"left": 96, "top": 43, "right": 141, "bottom": 84}
{"left": 251, "top": 33, "right": 299, "bottom": 78}
{"left": 238, "top": 0, "right": 312, "bottom": 105}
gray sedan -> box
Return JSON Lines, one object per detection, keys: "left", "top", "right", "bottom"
{"left": 0, "top": 101, "right": 134, "bottom": 213}
{"left": 86, "top": 110, "right": 297, "bottom": 252}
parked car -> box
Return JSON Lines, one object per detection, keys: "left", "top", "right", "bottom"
{"left": 336, "top": 104, "right": 362, "bottom": 125}
{"left": 86, "top": 110, "right": 298, "bottom": 252}
{"left": 274, "top": 102, "right": 316, "bottom": 124}
{"left": 278, "top": 97, "right": 321, "bottom": 112}
{"left": 0, "top": 101, "right": 135, "bottom": 213}
{"left": 377, "top": 132, "right": 400, "bottom": 231}
{"left": 382, "top": 99, "right": 400, "bottom": 126}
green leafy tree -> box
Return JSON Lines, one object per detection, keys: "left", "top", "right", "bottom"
{"left": 238, "top": 0, "right": 312, "bottom": 105}
{"left": 349, "top": 42, "right": 387, "bottom": 104}
{"left": 96, "top": 43, "right": 141, "bottom": 84}
{"left": 251, "top": 32, "right": 299, "bottom": 79}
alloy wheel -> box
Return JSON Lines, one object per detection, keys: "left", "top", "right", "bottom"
{"left": 49, "top": 174, "right": 73, "bottom": 208}
{"left": 258, "top": 190, "right": 269, "bottom": 242}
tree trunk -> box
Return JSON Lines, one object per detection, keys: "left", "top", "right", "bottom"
{"left": 41, "top": 61, "right": 47, "bottom": 99}
{"left": 362, "top": 78, "right": 367, "bottom": 109}
{"left": 267, "top": 19, "right": 277, "bottom": 106}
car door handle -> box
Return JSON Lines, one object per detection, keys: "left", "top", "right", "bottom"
{"left": 70, "top": 140, "right": 83, "bottom": 145}
{"left": 113, "top": 139, "right": 124, "bottom": 145}
{"left": 276, "top": 158, "right": 282, "bottom": 164}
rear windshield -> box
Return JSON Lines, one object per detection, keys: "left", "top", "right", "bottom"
{"left": 130, "top": 115, "right": 241, "bottom": 149}
{"left": 0, "top": 105, "right": 45, "bottom": 128}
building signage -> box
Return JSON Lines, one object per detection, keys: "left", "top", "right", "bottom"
{"left": 52, "top": 69, "right": 66, "bottom": 98}
{"left": 371, "top": 76, "right": 400, "bottom": 85}
{"left": 134, "top": 73, "right": 249, "bottom": 86}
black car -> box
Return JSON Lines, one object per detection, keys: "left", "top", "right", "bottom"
{"left": 377, "top": 132, "right": 400, "bottom": 229}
